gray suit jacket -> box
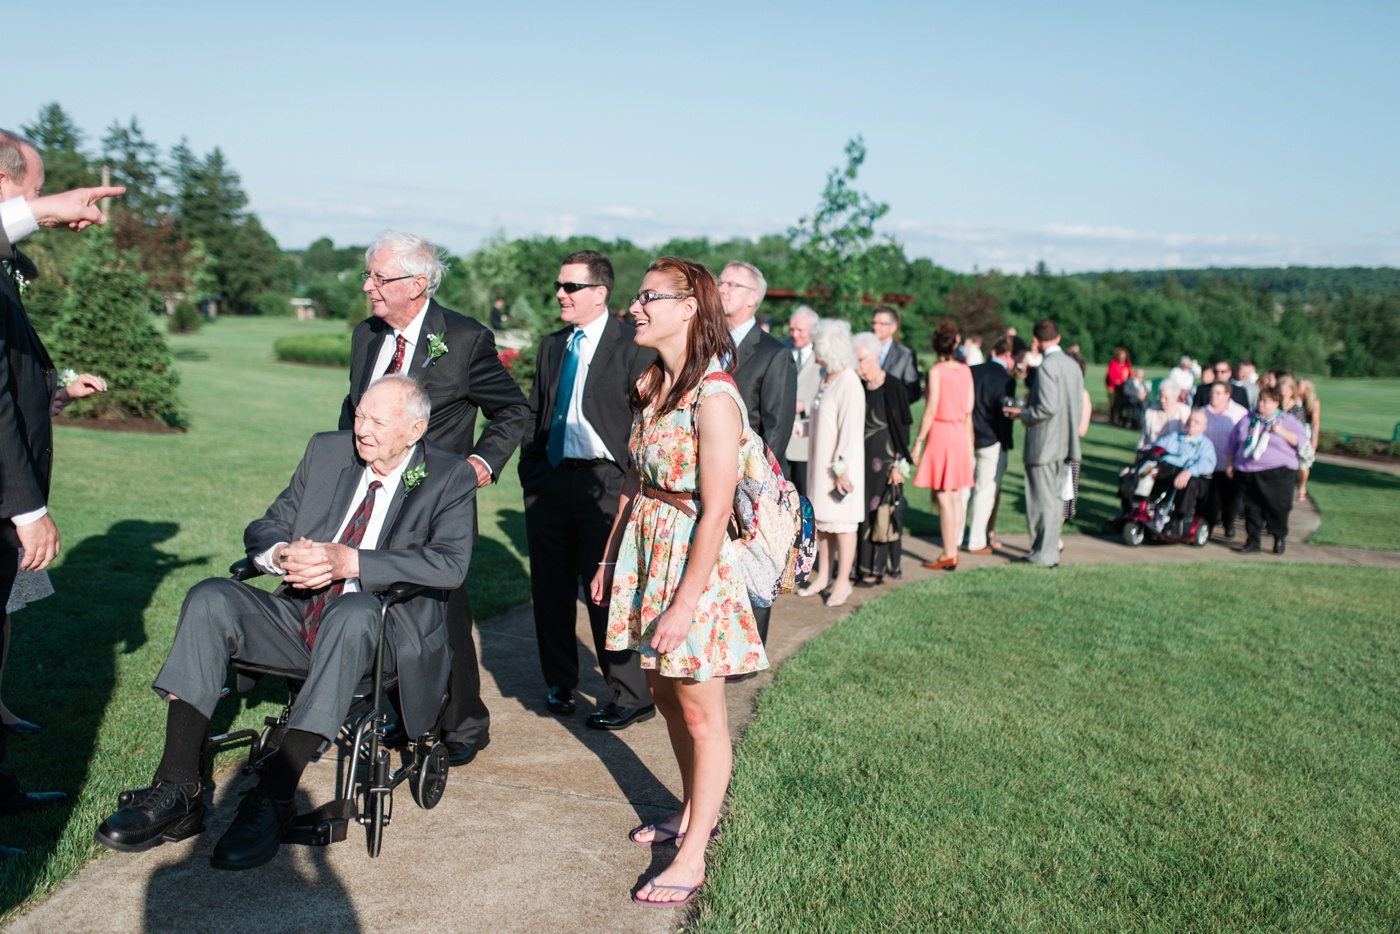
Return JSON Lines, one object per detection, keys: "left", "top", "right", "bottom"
{"left": 785, "top": 346, "right": 823, "bottom": 463}
{"left": 883, "top": 340, "right": 922, "bottom": 404}
{"left": 245, "top": 432, "right": 477, "bottom": 736}
{"left": 1019, "top": 347, "right": 1084, "bottom": 467}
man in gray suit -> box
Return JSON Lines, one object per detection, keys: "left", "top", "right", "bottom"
{"left": 96, "top": 377, "right": 476, "bottom": 871}
{"left": 872, "top": 305, "right": 922, "bottom": 403}
{"left": 1009, "top": 319, "right": 1083, "bottom": 567}
{"left": 784, "top": 305, "right": 822, "bottom": 499}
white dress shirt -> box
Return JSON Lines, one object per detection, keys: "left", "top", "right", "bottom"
{"left": 878, "top": 338, "right": 893, "bottom": 369}
{"left": 561, "top": 312, "right": 614, "bottom": 462}
{"left": 793, "top": 345, "right": 812, "bottom": 369}
{"left": 0, "top": 197, "right": 38, "bottom": 246}
{"left": 369, "top": 299, "right": 430, "bottom": 378}
{"left": 254, "top": 452, "right": 413, "bottom": 596}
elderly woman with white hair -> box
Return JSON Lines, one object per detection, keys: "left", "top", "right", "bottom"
{"left": 852, "top": 331, "right": 913, "bottom": 586}
{"left": 796, "top": 320, "right": 865, "bottom": 607}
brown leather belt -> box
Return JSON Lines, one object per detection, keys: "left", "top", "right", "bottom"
{"left": 640, "top": 484, "right": 699, "bottom": 519}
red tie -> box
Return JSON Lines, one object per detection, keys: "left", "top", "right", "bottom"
{"left": 385, "top": 335, "right": 408, "bottom": 375}
{"left": 300, "top": 480, "right": 382, "bottom": 648}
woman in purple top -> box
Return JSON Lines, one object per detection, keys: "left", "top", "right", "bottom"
{"left": 1226, "top": 386, "right": 1307, "bottom": 555}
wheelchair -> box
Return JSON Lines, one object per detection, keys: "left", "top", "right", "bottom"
{"left": 123, "top": 559, "right": 451, "bottom": 858}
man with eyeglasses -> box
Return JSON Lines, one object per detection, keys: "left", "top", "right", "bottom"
{"left": 340, "top": 231, "right": 527, "bottom": 768}
{"left": 717, "top": 261, "right": 796, "bottom": 667}
{"left": 519, "top": 250, "right": 656, "bottom": 730}
{"left": 872, "top": 306, "right": 922, "bottom": 403}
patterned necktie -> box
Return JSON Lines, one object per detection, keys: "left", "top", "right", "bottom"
{"left": 300, "top": 480, "right": 382, "bottom": 648}
{"left": 384, "top": 334, "right": 408, "bottom": 375}
{"left": 546, "top": 329, "right": 584, "bottom": 467}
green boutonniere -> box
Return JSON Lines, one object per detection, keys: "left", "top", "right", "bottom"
{"left": 403, "top": 463, "right": 428, "bottom": 492}
{"left": 423, "top": 333, "right": 449, "bottom": 367}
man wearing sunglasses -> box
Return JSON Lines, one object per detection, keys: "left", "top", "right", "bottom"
{"left": 340, "top": 231, "right": 528, "bottom": 768}
{"left": 519, "top": 250, "right": 657, "bottom": 730}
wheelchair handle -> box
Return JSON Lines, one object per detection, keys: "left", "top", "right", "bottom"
{"left": 229, "top": 557, "right": 262, "bottom": 581}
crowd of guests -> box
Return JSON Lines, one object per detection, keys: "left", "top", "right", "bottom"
{"left": 1110, "top": 350, "right": 1323, "bottom": 553}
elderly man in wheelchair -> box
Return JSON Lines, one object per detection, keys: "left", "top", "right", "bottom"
{"left": 95, "top": 375, "right": 476, "bottom": 870}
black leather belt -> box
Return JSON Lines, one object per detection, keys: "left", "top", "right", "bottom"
{"left": 559, "top": 457, "right": 612, "bottom": 468}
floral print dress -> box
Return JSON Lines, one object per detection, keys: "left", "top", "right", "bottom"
{"left": 605, "top": 361, "right": 769, "bottom": 681}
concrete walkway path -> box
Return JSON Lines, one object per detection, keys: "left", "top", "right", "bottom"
{"left": 10, "top": 503, "right": 1398, "bottom": 934}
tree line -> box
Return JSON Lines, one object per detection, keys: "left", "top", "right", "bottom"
{"left": 17, "top": 104, "right": 1400, "bottom": 381}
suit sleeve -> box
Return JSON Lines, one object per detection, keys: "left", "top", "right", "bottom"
{"left": 1019, "top": 359, "right": 1064, "bottom": 427}
{"left": 0, "top": 296, "right": 45, "bottom": 518}
{"left": 902, "top": 348, "right": 923, "bottom": 404}
{"left": 759, "top": 348, "right": 798, "bottom": 476}
{"left": 339, "top": 324, "right": 371, "bottom": 431}
{"left": 517, "top": 339, "right": 549, "bottom": 478}
{"left": 358, "top": 458, "right": 476, "bottom": 593}
{"left": 463, "top": 327, "right": 528, "bottom": 477}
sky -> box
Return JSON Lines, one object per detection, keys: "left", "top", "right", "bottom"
{"left": 11, "top": 0, "right": 1399, "bottom": 272}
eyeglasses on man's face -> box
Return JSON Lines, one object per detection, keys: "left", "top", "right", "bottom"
{"left": 630, "top": 291, "right": 686, "bottom": 308}
{"left": 361, "top": 271, "right": 415, "bottom": 288}
{"left": 554, "top": 281, "right": 603, "bottom": 294}
{"left": 716, "top": 279, "right": 754, "bottom": 292}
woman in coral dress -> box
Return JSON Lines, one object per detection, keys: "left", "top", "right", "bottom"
{"left": 911, "top": 320, "right": 975, "bottom": 569}
{"left": 591, "top": 257, "right": 764, "bottom": 908}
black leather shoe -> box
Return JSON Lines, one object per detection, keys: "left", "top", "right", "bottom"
{"left": 1273, "top": 538, "right": 1287, "bottom": 555}
{"left": 2, "top": 719, "right": 40, "bottom": 734}
{"left": 381, "top": 722, "right": 409, "bottom": 749}
{"left": 1223, "top": 523, "right": 1236, "bottom": 539}
{"left": 546, "top": 687, "right": 576, "bottom": 716}
{"left": 586, "top": 703, "right": 656, "bottom": 731}
{"left": 0, "top": 844, "right": 24, "bottom": 862}
{"left": 1239, "top": 539, "right": 1262, "bottom": 554}
{"left": 446, "top": 734, "right": 490, "bottom": 767}
{"left": 209, "top": 787, "right": 295, "bottom": 871}
{"left": 95, "top": 781, "right": 203, "bottom": 852}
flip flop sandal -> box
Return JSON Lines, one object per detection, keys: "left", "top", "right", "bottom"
{"left": 632, "top": 877, "right": 703, "bottom": 907}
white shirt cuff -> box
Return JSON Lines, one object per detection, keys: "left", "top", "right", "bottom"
{"left": 0, "top": 197, "right": 38, "bottom": 246}
{"left": 468, "top": 453, "right": 493, "bottom": 481}
{"left": 252, "top": 543, "right": 289, "bottom": 576}
{"left": 11, "top": 505, "right": 47, "bottom": 527}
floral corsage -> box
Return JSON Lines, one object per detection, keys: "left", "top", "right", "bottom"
{"left": 403, "top": 463, "right": 428, "bottom": 492}
{"left": 423, "top": 333, "right": 449, "bottom": 367}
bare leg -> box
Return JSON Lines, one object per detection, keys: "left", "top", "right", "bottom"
{"left": 630, "top": 670, "right": 694, "bottom": 843}
{"left": 936, "top": 490, "right": 963, "bottom": 560}
{"left": 799, "top": 534, "right": 833, "bottom": 595}
{"left": 827, "top": 531, "right": 857, "bottom": 606}
{"left": 1297, "top": 468, "right": 1309, "bottom": 501}
{"left": 635, "top": 676, "right": 729, "bottom": 903}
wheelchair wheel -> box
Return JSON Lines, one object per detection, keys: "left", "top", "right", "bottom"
{"left": 366, "top": 791, "right": 385, "bottom": 858}
{"left": 1121, "top": 522, "right": 1144, "bottom": 547}
{"left": 1192, "top": 521, "right": 1211, "bottom": 547}
{"left": 411, "top": 743, "right": 449, "bottom": 810}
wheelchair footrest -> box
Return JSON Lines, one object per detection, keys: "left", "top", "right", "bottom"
{"left": 283, "top": 798, "right": 357, "bottom": 847}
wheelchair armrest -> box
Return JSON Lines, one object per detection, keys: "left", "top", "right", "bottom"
{"left": 380, "top": 582, "right": 425, "bottom": 606}
{"left": 229, "top": 558, "right": 263, "bottom": 581}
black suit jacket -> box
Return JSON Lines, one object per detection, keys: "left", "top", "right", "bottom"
{"left": 245, "top": 433, "right": 476, "bottom": 736}
{"left": 518, "top": 315, "right": 656, "bottom": 488}
{"left": 0, "top": 254, "right": 57, "bottom": 543}
{"left": 340, "top": 300, "right": 528, "bottom": 480}
{"left": 970, "top": 360, "right": 1017, "bottom": 451}
{"left": 731, "top": 325, "right": 798, "bottom": 476}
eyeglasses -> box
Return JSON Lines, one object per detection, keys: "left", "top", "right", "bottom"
{"left": 554, "top": 281, "right": 603, "bottom": 294}
{"left": 361, "top": 271, "right": 415, "bottom": 287}
{"left": 716, "top": 279, "right": 754, "bottom": 291}
{"left": 631, "top": 291, "right": 687, "bottom": 307}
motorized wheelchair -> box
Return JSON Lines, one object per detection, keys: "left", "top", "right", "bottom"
{"left": 118, "top": 558, "right": 450, "bottom": 857}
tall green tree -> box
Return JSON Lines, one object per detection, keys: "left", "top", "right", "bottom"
{"left": 101, "top": 117, "right": 166, "bottom": 217}
{"left": 47, "top": 230, "right": 186, "bottom": 427}
{"left": 21, "top": 102, "right": 91, "bottom": 192}
{"left": 787, "top": 135, "right": 890, "bottom": 321}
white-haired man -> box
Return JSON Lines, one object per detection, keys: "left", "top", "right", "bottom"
{"left": 718, "top": 261, "right": 797, "bottom": 663}
{"left": 340, "top": 232, "right": 527, "bottom": 767}
{"left": 784, "top": 305, "right": 822, "bottom": 499}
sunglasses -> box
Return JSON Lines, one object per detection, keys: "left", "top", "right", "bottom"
{"left": 631, "top": 291, "right": 687, "bottom": 307}
{"left": 554, "top": 281, "right": 602, "bottom": 294}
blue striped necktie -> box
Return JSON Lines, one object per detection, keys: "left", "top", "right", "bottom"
{"left": 547, "top": 329, "right": 584, "bottom": 467}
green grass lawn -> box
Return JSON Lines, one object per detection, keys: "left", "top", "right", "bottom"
{"left": 1307, "top": 460, "right": 1400, "bottom": 550}
{"left": 0, "top": 316, "right": 532, "bottom": 919}
{"left": 698, "top": 563, "right": 1400, "bottom": 933}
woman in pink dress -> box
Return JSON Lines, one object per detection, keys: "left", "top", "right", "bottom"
{"left": 911, "top": 321, "right": 975, "bottom": 570}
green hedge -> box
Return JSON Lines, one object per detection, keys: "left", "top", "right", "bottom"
{"left": 273, "top": 333, "right": 352, "bottom": 366}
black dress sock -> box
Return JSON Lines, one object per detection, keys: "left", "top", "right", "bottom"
{"left": 155, "top": 699, "right": 210, "bottom": 786}
{"left": 258, "top": 729, "right": 323, "bottom": 802}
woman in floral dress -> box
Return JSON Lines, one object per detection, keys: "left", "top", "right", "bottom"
{"left": 590, "top": 257, "right": 764, "bottom": 908}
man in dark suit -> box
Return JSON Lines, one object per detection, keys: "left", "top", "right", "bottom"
{"left": 520, "top": 251, "right": 655, "bottom": 730}
{"left": 964, "top": 336, "right": 1018, "bottom": 554}
{"left": 872, "top": 305, "right": 922, "bottom": 403}
{"left": 97, "top": 377, "right": 476, "bottom": 870}
{"left": 0, "top": 131, "right": 125, "bottom": 861}
{"left": 339, "top": 232, "right": 527, "bottom": 767}
{"left": 717, "top": 261, "right": 797, "bottom": 660}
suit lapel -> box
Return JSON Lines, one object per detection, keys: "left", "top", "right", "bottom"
{"left": 406, "top": 301, "right": 445, "bottom": 374}
{"left": 735, "top": 325, "right": 760, "bottom": 374}
{"left": 358, "top": 326, "right": 388, "bottom": 399}
{"left": 322, "top": 458, "right": 366, "bottom": 542}
{"left": 583, "top": 316, "right": 621, "bottom": 395}
{"left": 375, "top": 443, "right": 425, "bottom": 545}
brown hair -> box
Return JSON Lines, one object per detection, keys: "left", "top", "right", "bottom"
{"left": 561, "top": 249, "right": 614, "bottom": 300}
{"left": 1257, "top": 386, "right": 1283, "bottom": 406}
{"left": 1113, "top": 347, "right": 1130, "bottom": 364}
{"left": 628, "top": 257, "right": 736, "bottom": 414}
{"left": 1033, "top": 318, "right": 1059, "bottom": 342}
{"left": 932, "top": 319, "right": 959, "bottom": 359}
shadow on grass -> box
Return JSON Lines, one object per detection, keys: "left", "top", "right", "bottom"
{"left": 0, "top": 521, "right": 208, "bottom": 912}
{"left": 171, "top": 349, "right": 209, "bottom": 362}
